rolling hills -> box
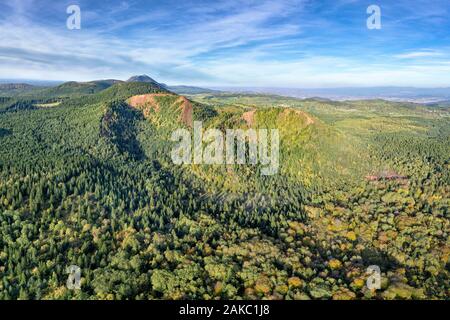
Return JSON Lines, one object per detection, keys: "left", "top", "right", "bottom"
{"left": 0, "top": 77, "right": 448, "bottom": 300}
{"left": 0, "top": 75, "right": 218, "bottom": 101}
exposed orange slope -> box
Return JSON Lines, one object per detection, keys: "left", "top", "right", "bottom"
{"left": 127, "top": 93, "right": 193, "bottom": 126}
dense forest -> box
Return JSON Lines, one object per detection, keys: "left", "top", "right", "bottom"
{"left": 0, "top": 81, "right": 448, "bottom": 300}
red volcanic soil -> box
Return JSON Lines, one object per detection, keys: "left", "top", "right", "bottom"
{"left": 176, "top": 96, "right": 193, "bottom": 127}
{"left": 365, "top": 170, "right": 408, "bottom": 182}
{"left": 127, "top": 94, "right": 193, "bottom": 126}
{"left": 242, "top": 109, "right": 256, "bottom": 127}
{"left": 127, "top": 93, "right": 170, "bottom": 113}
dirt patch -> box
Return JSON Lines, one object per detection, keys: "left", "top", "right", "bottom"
{"left": 242, "top": 109, "right": 256, "bottom": 127}
{"left": 282, "top": 109, "right": 315, "bottom": 126}
{"left": 127, "top": 93, "right": 173, "bottom": 114}
{"left": 365, "top": 170, "right": 408, "bottom": 183}
{"left": 296, "top": 110, "right": 315, "bottom": 125}
{"left": 176, "top": 96, "right": 193, "bottom": 127}
{"left": 127, "top": 93, "right": 193, "bottom": 127}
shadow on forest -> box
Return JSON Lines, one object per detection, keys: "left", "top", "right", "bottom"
{"left": 0, "top": 128, "right": 12, "bottom": 137}
{"left": 101, "top": 102, "right": 145, "bottom": 160}
{"left": 117, "top": 106, "right": 146, "bottom": 161}
{"left": 360, "top": 247, "right": 400, "bottom": 269}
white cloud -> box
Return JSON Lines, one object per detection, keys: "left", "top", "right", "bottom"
{"left": 0, "top": 0, "right": 449, "bottom": 88}
{"left": 395, "top": 51, "right": 444, "bottom": 59}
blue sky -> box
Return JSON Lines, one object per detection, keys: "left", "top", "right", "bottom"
{"left": 1, "top": 0, "right": 450, "bottom": 87}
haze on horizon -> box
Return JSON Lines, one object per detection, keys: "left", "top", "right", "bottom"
{"left": 1, "top": 0, "right": 450, "bottom": 88}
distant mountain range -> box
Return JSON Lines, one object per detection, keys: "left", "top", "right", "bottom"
{"left": 0, "top": 83, "right": 35, "bottom": 90}
{"left": 212, "top": 86, "right": 450, "bottom": 103}
{"left": 0, "top": 75, "right": 219, "bottom": 96}
{"left": 2, "top": 76, "right": 450, "bottom": 103}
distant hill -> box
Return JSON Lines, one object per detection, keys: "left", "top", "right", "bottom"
{"left": 53, "top": 80, "right": 117, "bottom": 94}
{"left": 0, "top": 80, "right": 119, "bottom": 100}
{"left": 97, "top": 81, "right": 168, "bottom": 100}
{"left": 126, "top": 75, "right": 219, "bottom": 94}
{"left": 127, "top": 75, "right": 160, "bottom": 85}
{"left": 214, "top": 86, "right": 450, "bottom": 103}
{"left": 5, "top": 79, "right": 128, "bottom": 100}
{"left": 127, "top": 75, "right": 170, "bottom": 91}
{"left": 0, "top": 83, "right": 35, "bottom": 90}
{"left": 426, "top": 100, "right": 450, "bottom": 108}
{"left": 0, "top": 75, "right": 215, "bottom": 99}
{"left": 90, "top": 79, "right": 124, "bottom": 87}
{"left": 0, "top": 83, "right": 45, "bottom": 96}
{"left": 167, "top": 85, "right": 221, "bottom": 95}
{"left": 0, "top": 75, "right": 165, "bottom": 99}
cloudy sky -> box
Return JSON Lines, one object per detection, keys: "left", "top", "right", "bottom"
{"left": 1, "top": 0, "right": 450, "bottom": 87}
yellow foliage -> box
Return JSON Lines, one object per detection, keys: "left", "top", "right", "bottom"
{"left": 254, "top": 276, "right": 272, "bottom": 295}
{"left": 328, "top": 259, "right": 342, "bottom": 270}
{"left": 214, "top": 282, "right": 223, "bottom": 295}
{"left": 287, "top": 276, "right": 302, "bottom": 288}
{"left": 352, "top": 278, "right": 365, "bottom": 289}
{"left": 332, "top": 289, "right": 356, "bottom": 300}
{"left": 345, "top": 231, "right": 357, "bottom": 241}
